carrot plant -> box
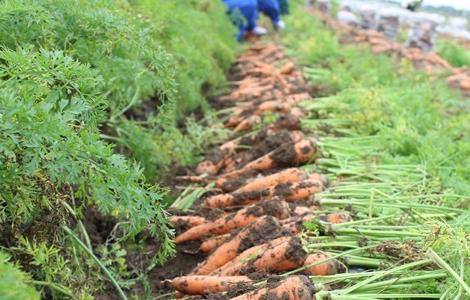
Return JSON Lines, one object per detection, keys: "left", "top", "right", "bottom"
{"left": 0, "top": 0, "right": 237, "bottom": 297}
{"left": 436, "top": 39, "right": 470, "bottom": 68}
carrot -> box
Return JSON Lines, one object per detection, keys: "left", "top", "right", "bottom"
{"left": 192, "top": 216, "right": 282, "bottom": 275}
{"left": 175, "top": 200, "right": 290, "bottom": 243}
{"left": 169, "top": 216, "right": 207, "bottom": 228}
{"left": 233, "top": 115, "right": 261, "bottom": 133}
{"left": 212, "top": 236, "right": 292, "bottom": 276}
{"left": 248, "top": 236, "right": 307, "bottom": 273}
{"left": 195, "top": 160, "right": 219, "bottom": 175}
{"left": 203, "top": 194, "right": 238, "bottom": 209}
{"left": 222, "top": 130, "right": 305, "bottom": 171}
{"left": 219, "top": 237, "right": 307, "bottom": 276}
{"left": 282, "top": 179, "right": 324, "bottom": 202}
{"left": 290, "top": 106, "right": 305, "bottom": 118}
{"left": 303, "top": 252, "right": 340, "bottom": 276}
{"left": 225, "top": 101, "right": 292, "bottom": 127}
{"left": 235, "top": 168, "right": 307, "bottom": 194}
{"left": 176, "top": 175, "right": 210, "bottom": 183}
{"left": 221, "top": 138, "right": 317, "bottom": 179}
{"left": 203, "top": 178, "right": 324, "bottom": 208}
{"left": 309, "top": 173, "right": 329, "bottom": 187}
{"left": 229, "top": 275, "right": 315, "bottom": 300}
{"left": 199, "top": 234, "right": 230, "bottom": 253}
{"left": 255, "top": 100, "right": 291, "bottom": 115}
{"left": 278, "top": 61, "right": 296, "bottom": 75}
{"left": 293, "top": 206, "right": 311, "bottom": 216}
{"left": 286, "top": 92, "right": 311, "bottom": 102}
{"left": 170, "top": 275, "right": 251, "bottom": 295}
{"left": 323, "top": 212, "right": 352, "bottom": 224}
{"left": 282, "top": 220, "right": 303, "bottom": 235}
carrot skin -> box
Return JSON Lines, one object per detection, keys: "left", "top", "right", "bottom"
{"left": 303, "top": 252, "right": 339, "bottom": 276}
{"left": 169, "top": 216, "right": 207, "bottom": 228}
{"left": 199, "top": 234, "right": 229, "bottom": 253}
{"left": 171, "top": 275, "right": 251, "bottom": 295}
{"left": 229, "top": 276, "right": 315, "bottom": 300}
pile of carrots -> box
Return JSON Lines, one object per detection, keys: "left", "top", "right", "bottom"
{"left": 307, "top": 6, "right": 470, "bottom": 95}
{"left": 165, "top": 43, "right": 349, "bottom": 299}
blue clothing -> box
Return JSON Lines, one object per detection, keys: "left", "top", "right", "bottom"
{"left": 258, "top": 0, "right": 281, "bottom": 25}
{"left": 223, "top": 0, "right": 258, "bottom": 41}
{"left": 277, "top": 0, "right": 289, "bottom": 15}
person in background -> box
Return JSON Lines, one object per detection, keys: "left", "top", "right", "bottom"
{"left": 402, "top": 0, "right": 423, "bottom": 12}
{"left": 277, "top": 0, "right": 290, "bottom": 15}
{"left": 258, "top": 0, "right": 286, "bottom": 30}
{"left": 223, "top": 0, "right": 268, "bottom": 41}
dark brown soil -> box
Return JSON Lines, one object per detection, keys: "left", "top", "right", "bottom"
{"left": 150, "top": 241, "right": 207, "bottom": 295}
{"left": 271, "top": 143, "right": 298, "bottom": 166}
{"left": 270, "top": 114, "right": 302, "bottom": 131}
{"left": 236, "top": 216, "right": 285, "bottom": 254}
{"left": 236, "top": 130, "right": 297, "bottom": 168}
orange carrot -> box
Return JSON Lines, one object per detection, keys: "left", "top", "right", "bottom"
{"left": 248, "top": 236, "right": 306, "bottom": 273}
{"left": 281, "top": 179, "right": 324, "bottom": 202}
{"left": 199, "top": 234, "right": 230, "bottom": 253}
{"left": 218, "top": 237, "right": 307, "bottom": 276}
{"left": 170, "top": 275, "right": 251, "bottom": 295}
{"left": 233, "top": 115, "right": 261, "bottom": 133}
{"left": 175, "top": 200, "right": 290, "bottom": 243}
{"left": 303, "top": 252, "right": 340, "bottom": 276}
{"left": 203, "top": 178, "right": 324, "bottom": 208}
{"left": 322, "top": 212, "right": 352, "bottom": 224}
{"left": 293, "top": 206, "right": 311, "bottom": 216}
{"left": 255, "top": 100, "right": 291, "bottom": 115}
{"left": 195, "top": 160, "right": 219, "bottom": 175}
{"left": 278, "top": 61, "right": 296, "bottom": 75}
{"left": 235, "top": 168, "right": 307, "bottom": 194}
{"left": 221, "top": 138, "right": 317, "bottom": 179}
{"left": 192, "top": 216, "right": 282, "bottom": 275}
{"left": 213, "top": 236, "right": 292, "bottom": 276}
{"left": 229, "top": 276, "right": 315, "bottom": 300}
{"left": 169, "top": 216, "right": 207, "bottom": 228}
{"left": 176, "top": 175, "right": 210, "bottom": 183}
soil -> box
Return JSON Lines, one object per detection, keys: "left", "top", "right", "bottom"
{"left": 270, "top": 114, "right": 302, "bottom": 131}
{"left": 83, "top": 207, "right": 118, "bottom": 245}
{"left": 271, "top": 142, "right": 298, "bottom": 166}
{"left": 236, "top": 216, "right": 285, "bottom": 254}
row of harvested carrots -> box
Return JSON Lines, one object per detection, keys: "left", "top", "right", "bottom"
{"left": 165, "top": 44, "right": 348, "bottom": 299}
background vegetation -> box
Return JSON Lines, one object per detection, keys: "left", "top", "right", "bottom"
{"left": 436, "top": 39, "right": 470, "bottom": 68}
{"left": 0, "top": 0, "right": 236, "bottom": 298}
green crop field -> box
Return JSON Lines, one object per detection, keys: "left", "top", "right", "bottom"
{"left": 0, "top": 0, "right": 468, "bottom": 299}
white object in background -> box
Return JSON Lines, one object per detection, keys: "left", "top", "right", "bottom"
{"left": 337, "top": 11, "right": 360, "bottom": 27}
{"left": 253, "top": 26, "right": 268, "bottom": 35}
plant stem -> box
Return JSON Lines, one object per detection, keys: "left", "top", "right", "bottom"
{"left": 30, "top": 280, "right": 77, "bottom": 300}
{"left": 343, "top": 259, "right": 433, "bottom": 294}
{"left": 63, "top": 226, "right": 128, "bottom": 300}
{"left": 427, "top": 248, "right": 470, "bottom": 296}
{"left": 354, "top": 272, "right": 446, "bottom": 292}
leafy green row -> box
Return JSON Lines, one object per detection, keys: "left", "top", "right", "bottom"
{"left": 436, "top": 39, "right": 470, "bottom": 68}
{"left": 0, "top": 0, "right": 236, "bottom": 298}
